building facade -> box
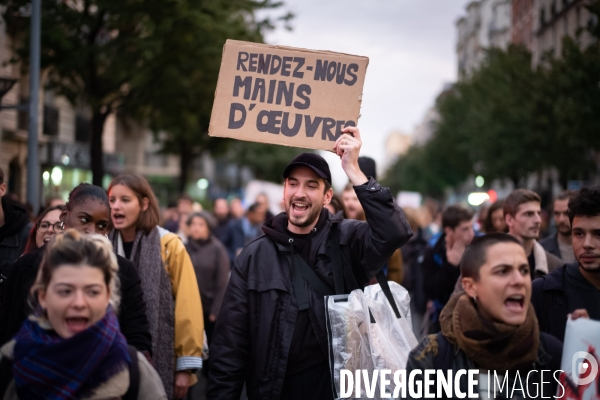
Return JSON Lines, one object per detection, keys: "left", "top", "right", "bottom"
{"left": 532, "top": 0, "right": 596, "bottom": 65}
{"left": 456, "top": 0, "right": 513, "bottom": 79}
{"left": 383, "top": 130, "right": 413, "bottom": 171}
{"left": 0, "top": 14, "right": 126, "bottom": 206}
{"left": 512, "top": 0, "right": 536, "bottom": 49}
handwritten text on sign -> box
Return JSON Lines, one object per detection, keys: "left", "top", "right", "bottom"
{"left": 209, "top": 40, "right": 368, "bottom": 151}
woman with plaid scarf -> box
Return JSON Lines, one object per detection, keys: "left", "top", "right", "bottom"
{"left": 0, "top": 230, "right": 166, "bottom": 399}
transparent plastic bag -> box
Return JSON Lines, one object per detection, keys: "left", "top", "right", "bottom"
{"left": 326, "top": 281, "right": 418, "bottom": 399}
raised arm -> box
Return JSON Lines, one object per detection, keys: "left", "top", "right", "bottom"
{"left": 334, "top": 127, "right": 413, "bottom": 281}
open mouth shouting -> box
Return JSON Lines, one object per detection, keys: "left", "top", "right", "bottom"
{"left": 504, "top": 294, "right": 525, "bottom": 313}
{"left": 290, "top": 201, "right": 310, "bottom": 217}
{"left": 65, "top": 316, "right": 90, "bottom": 334}
{"left": 112, "top": 212, "right": 126, "bottom": 227}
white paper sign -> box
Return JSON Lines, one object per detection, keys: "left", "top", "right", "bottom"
{"left": 557, "top": 318, "right": 600, "bottom": 399}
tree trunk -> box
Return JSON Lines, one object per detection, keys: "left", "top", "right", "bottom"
{"left": 559, "top": 174, "right": 568, "bottom": 191}
{"left": 510, "top": 175, "right": 520, "bottom": 189}
{"left": 178, "top": 138, "right": 193, "bottom": 194}
{"left": 91, "top": 111, "right": 108, "bottom": 187}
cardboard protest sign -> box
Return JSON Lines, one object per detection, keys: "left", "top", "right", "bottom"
{"left": 557, "top": 318, "right": 600, "bottom": 399}
{"left": 209, "top": 40, "right": 368, "bottom": 151}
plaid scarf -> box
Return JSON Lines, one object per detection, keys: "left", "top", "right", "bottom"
{"left": 12, "top": 307, "right": 130, "bottom": 400}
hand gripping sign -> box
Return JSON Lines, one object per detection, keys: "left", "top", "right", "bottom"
{"left": 558, "top": 318, "right": 600, "bottom": 400}
{"left": 209, "top": 40, "right": 369, "bottom": 151}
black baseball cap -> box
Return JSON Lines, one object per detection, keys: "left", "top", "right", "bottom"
{"left": 283, "top": 153, "right": 332, "bottom": 184}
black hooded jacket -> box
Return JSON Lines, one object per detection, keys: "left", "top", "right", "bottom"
{"left": 0, "top": 197, "right": 32, "bottom": 271}
{"left": 262, "top": 205, "right": 331, "bottom": 377}
{"left": 207, "top": 178, "right": 412, "bottom": 400}
{"left": 532, "top": 262, "right": 600, "bottom": 342}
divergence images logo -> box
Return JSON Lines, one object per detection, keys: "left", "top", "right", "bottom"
{"left": 571, "top": 351, "right": 599, "bottom": 386}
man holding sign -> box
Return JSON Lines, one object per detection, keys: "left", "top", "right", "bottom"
{"left": 207, "top": 127, "right": 412, "bottom": 400}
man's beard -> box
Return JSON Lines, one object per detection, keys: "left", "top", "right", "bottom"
{"left": 557, "top": 223, "right": 571, "bottom": 235}
{"left": 578, "top": 255, "right": 600, "bottom": 273}
{"left": 579, "top": 263, "right": 600, "bottom": 273}
{"left": 521, "top": 228, "right": 540, "bottom": 240}
{"left": 287, "top": 202, "right": 322, "bottom": 228}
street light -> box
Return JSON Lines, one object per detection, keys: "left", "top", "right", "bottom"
{"left": 197, "top": 178, "right": 209, "bottom": 190}
{"left": 475, "top": 175, "right": 485, "bottom": 188}
{"left": 468, "top": 192, "right": 490, "bottom": 206}
{"left": 27, "top": 0, "right": 41, "bottom": 214}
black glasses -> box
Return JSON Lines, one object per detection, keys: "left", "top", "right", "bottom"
{"left": 37, "top": 221, "right": 64, "bottom": 232}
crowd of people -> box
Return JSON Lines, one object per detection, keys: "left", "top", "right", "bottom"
{"left": 403, "top": 187, "right": 586, "bottom": 339}
{"left": 0, "top": 126, "right": 598, "bottom": 399}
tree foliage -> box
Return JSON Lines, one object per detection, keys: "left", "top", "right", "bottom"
{"left": 220, "top": 140, "right": 308, "bottom": 183}
{"left": 123, "top": 0, "right": 293, "bottom": 190}
{"left": 1, "top": 0, "right": 291, "bottom": 189}
{"left": 384, "top": 1, "right": 600, "bottom": 198}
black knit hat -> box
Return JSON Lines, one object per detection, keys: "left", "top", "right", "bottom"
{"left": 358, "top": 157, "right": 377, "bottom": 180}
{"left": 283, "top": 153, "right": 332, "bottom": 184}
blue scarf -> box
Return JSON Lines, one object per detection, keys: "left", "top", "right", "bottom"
{"left": 12, "top": 307, "right": 131, "bottom": 400}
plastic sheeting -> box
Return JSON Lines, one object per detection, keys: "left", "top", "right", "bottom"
{"left": 326, "top": 282, "right": 418, "bottom": 399}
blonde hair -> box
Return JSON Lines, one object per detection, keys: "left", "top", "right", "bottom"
{"left": 31, "top": 229, "right": 121, "bottom": 319}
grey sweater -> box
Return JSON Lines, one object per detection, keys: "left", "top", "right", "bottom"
{"left": 185, "top": 236, "right": 230, "bottom": 317}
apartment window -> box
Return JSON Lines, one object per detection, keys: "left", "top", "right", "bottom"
{"left": 43, "top": 105, "right": 59, "bottom": 136}
{"left": 540, "top": 9, "right": 546, "bottom": 26}
{"left": 589, "top": 13, "right": 599, "bottom": 32}
{"left": 75, "top": 115, "right": 91, "bottom": 143}
{"left": 145, "top": 151, "right": 169, "bottom": 168}
{"left": 17, "top": 98, "right": 28, "bottom": 130}
{"left": 551, "top": 2, "right": 557, "bottom": 16}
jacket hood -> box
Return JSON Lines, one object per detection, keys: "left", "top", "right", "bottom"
{"left": 0, "top": 197, "right": 30, "bottom": 239}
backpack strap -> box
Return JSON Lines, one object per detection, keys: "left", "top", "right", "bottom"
{"left": 287, "top": 253, "right": 335, "bottom": 311}
{"left": 123, "top": 345, "right": 140, "bottom": 400}
{"left": 375, "top": 269, "right": 402, "bottom": 319}
{"left": 332, "top": 224, "right": 402, "bottom": 320}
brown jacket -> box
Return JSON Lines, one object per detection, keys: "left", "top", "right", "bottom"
{"left": 387, "top": 248, "right": 404, "bottom": 284}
